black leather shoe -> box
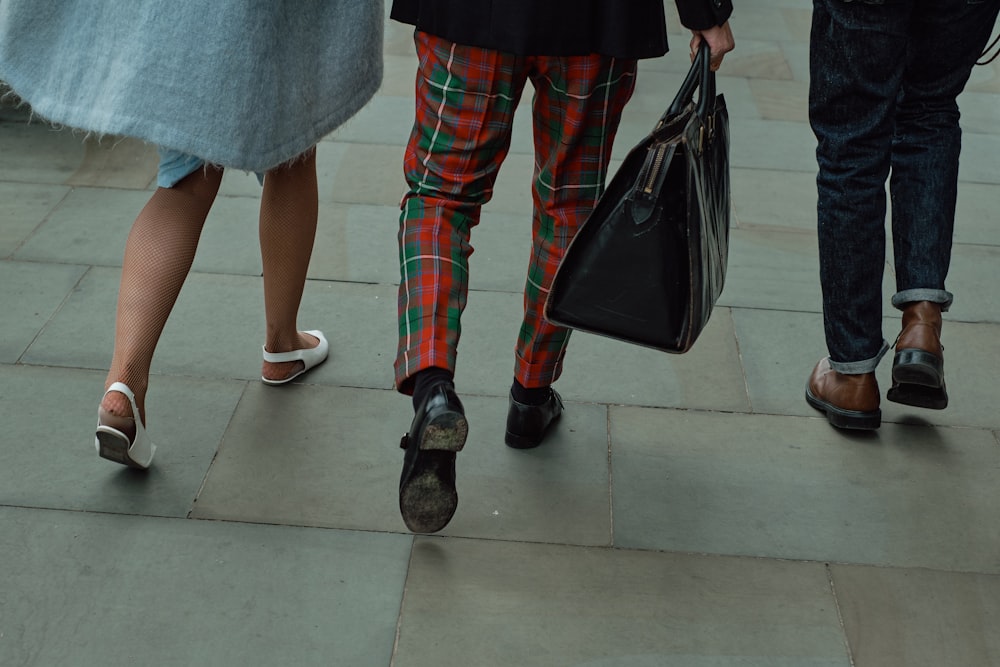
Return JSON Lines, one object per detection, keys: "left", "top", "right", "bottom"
{"left": 504, "top": 389, "right": 564, "bottom": 449}
{"left": 398, "top": 382, "right": 468, "bottom": 533}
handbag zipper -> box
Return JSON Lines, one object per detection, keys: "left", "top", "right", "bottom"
{"left": 643, "top": 144, "right": 668, "bottom": 194}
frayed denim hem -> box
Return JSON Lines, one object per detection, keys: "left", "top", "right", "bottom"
{"left": 156, "top": 147, "right": 263, "bottom": 188}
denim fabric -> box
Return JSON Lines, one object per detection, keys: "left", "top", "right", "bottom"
{"left": 156, "top": 148, "right": 263, "bottom": 189}
{"left": 809, "top": 0, "right": 999, "bottom": 373}
{"left": 156, "top": 149, "right": 206, "bottom": 189}
{"left": 0, "top": 1, "right": 383, "bottom": 172}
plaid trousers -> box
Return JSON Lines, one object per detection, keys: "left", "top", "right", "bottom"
{"left": 395, "top": 30, "right": 637, "bottom": 394}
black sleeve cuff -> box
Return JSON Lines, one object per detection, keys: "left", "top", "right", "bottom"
{"left": 675, "top": 0, "right": 733, "bottom": 31}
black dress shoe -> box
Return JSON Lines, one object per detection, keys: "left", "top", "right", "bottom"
{"left": 398, "top": 382, "right": 468, "bottom": 533}
{"left": 504, "top": 389, "right": 564, "bottom": 449}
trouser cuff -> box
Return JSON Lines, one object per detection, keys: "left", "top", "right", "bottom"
{"left": 828, "top": 340, "right": 889, "bottom": 374}
{"left": 892, "top": 289, "right": 953, "bottom": 312}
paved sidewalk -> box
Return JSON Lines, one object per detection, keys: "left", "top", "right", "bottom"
{"left": 3, "top": 4, "right": 1000, "bottom": 666}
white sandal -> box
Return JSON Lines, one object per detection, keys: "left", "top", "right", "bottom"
{"left": 261, "top": 330, "right": 329, "bottom": 385}
{"left": 95, "top": 382, "right": 156, "bottom": 469}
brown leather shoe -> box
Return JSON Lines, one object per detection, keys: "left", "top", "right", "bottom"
{"left": 805, "top": 357, "right": 881, "bottom": 430}
{"left": 886, "top": 301, "right": 947, "bottom": 410}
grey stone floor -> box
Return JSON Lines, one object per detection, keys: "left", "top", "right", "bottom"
{"left": 3, "top": 4, "right": 1000, "bottom": 666}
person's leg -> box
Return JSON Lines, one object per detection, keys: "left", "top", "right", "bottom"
{"left": 890, "top": 0, "right": 999, "bottom": 302}
{"left": 395, "top": 31, "right": 528, "bottom": 396}
{"left": 99, "top": 161, "right": 222, "bottom": 462}
{"left": 884, "top": 0, "right": 1000, "bottom": 409}
{"left": 810, "top": 0, "right": 912, "bottom": 372}
{"left": 502, "top": 53, "right": 636, "bottom": 447}
{"left": 395, "top": 30, "right": 528, "bottom": 533}
{"left": 258, "top": 147, "right": 329, "bottom": 384}
{"left": 805, "top": 0, "right": 912, "bottom": 429}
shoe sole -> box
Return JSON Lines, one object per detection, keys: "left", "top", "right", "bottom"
{"left": 505, "top": 431, "right": 542, "bottom": 449}
{"left": 95, "top": 429, "right": 151, "bottom": 470}
{"left": 888, "top": 350, "right": 948, "bottom": 410}
{"left": 399, "top": 407, "right": 467, "bottom": 533}
{"left": 886, "top": 383, "right": 948, "bottom": 410}
{"left": 891, "top": 349, "right": 943, "bottom": 387}
{"left": 399, "top": 450, "right": 458, "bottom": 533}
{"left": 418, "top": 409, "right": 468, "bottom": 452}
{"left": 805, "top": 388, "right": 881, "bottom": 430}
{"left": 505, "top": 414, "right": 560, "bottom": 449}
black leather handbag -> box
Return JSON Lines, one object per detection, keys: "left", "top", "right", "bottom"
{"left": 544, "top": 42, "right": 730, "bottom": 354}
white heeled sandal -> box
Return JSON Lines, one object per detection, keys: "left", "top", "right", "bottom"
{"left": 261, "top": 330, "right": 330, "bottom": 385}
{"left": 95, "top": 382, "right": 156, "bottom": 469}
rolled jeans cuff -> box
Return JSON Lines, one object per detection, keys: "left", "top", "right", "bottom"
{"left": 892, "top": 289, "right": 953, "bottom": 312}
{"left": 828, "top": 340, "right": 889, "bottom": 375}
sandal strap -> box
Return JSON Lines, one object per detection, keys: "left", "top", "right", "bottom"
{"left": 262, "top": 346, "right": 307, "bottom": 363}
{"left": 102, "top": 381, "right": 144, "bottom": 429}
{"left": 105, "top": 381, "right": 138, "bottom": 406}
{"left": 262, "top": 330, "right": 326, "bottom": 363}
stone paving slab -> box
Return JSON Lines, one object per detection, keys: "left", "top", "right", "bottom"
{"left": 0, "top": 365, "right": 242, "bottom": 518}
{"left": 12, "top": 184, "right": 273, "bottom": 277}
{"left": 610, "top": 406, "right": 1000, "bottom": 573}
{"left": 21, "top": 266, "right": 399, "bottom": 390}
{"left": 308, "top": 202, "right": 401, "bottom": 285}
{"left": 63, "top": 135, "right": 157, "bottom": 189}
{"left": 0, "top": 259, "right": 86, "bottom": 363}
{"left": 0, "top": 506, "right": 410, "bottom": 667}
{"left": 954, "top": 181, "right": 1000, "bottom": 246}
{"left": 719, "top": 226, "right": 827, "bottom": 313}
{"left": 194, "top": 382, "right": 613, "bottom": 546}
{"left": 0, "top": 111, "right": 86, "bottom": 185}
{"left": 395, "top": 537, "right": 851, "bottom": 667}
{"left": 831, "top": 564, "right": 1000, "bottom": 667}
{"left": 0, "top": 181, "right": 70, "bottom": 256}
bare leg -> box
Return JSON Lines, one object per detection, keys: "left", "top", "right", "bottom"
{"left": 99, "top": 167, "right": 223, "bottom": 432}
{"left": 258, "top": 148, "right": 322, "bottom": 382}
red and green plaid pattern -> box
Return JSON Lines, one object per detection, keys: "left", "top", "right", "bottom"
{"left": 395, "top": 30, "right": 637, "bottom": 394}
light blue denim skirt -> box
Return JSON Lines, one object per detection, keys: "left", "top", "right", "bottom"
{"left": 157, "top": 148, "right": 263, "bottom": 188}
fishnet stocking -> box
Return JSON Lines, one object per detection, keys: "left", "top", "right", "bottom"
{"left": 101, "top": 167, "right": 223, "bottom": 427}
{"left": 259, "top": 149, "right": 320, "bottom": 382}
{"left": 100, "top": 148, "right": 321, "bottom": 429}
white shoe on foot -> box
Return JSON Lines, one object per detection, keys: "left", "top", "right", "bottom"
{"left": 261, "top": 330, "right": 329, "bottom": 385}
{"left": 95, "top": 382, "right": 156, "bottom": 469}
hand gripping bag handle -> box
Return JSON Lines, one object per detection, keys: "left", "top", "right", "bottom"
{"left": 663, "top": 41, "right": 715, "bottom": 124}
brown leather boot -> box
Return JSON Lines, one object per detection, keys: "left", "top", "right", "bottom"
{"left": 805, "top": 357, "right": 881, "bottom": 430}
{"left": 886, "top": 300, "right": 947, "bottom": 410}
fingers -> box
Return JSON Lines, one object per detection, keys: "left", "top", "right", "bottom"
{"left": 690, "top": 22, "right": 736, "bottom": 71}
{"left": 689, "top": 34, "right": 703, "bottom": 63}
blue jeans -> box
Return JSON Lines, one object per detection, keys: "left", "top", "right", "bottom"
{"left": 809, "top": 0, "right": 1000, "bottom": 373}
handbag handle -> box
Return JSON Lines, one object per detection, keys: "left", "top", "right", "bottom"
{"left": 664, "top": 41, "right": 715, "bottom": 121}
